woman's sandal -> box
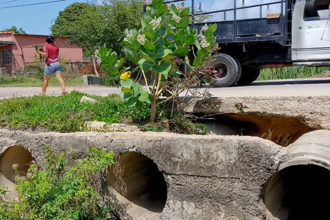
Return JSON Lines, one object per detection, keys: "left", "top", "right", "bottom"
{"left": 37, "top": 93, "right": 46, "bottom": 96}
{"left": 62, "top": 91, "right": 68, "bottom": 95}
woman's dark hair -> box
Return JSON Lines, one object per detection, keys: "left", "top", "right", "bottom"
{"left": 46, "top": 36, "right": 55, "bottom": 43}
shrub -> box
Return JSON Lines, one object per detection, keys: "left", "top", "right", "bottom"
{"left": 0, "top": 146, "right": 117, "bottom": 219}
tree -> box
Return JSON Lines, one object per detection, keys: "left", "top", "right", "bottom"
{"left": 51, "top": 3, "right": 103, "bottom": 57}
{"left": 1, "top": 26, "right": 26, "bottom": 34}
{"left": 51, "top": 1, "right": 144, "bottom": 76}
{"left": 96, "top": 0, "right": 144, "bottom": 56}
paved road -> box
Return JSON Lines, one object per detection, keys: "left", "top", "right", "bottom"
{"left": 1, "top": 78, "right": 330, "bottom": 99}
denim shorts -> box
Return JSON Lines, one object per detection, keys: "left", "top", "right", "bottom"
{"left": 44, "top": 62, "right": 61, "bottom": 76}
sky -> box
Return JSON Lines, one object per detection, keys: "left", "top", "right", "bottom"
{"left": 0, "top": 0, "right": 95, "bottom": 35}
{"left": 0, "top": 0, "right": 280, "bottom": 36}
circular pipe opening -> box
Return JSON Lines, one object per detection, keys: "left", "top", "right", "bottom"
{"left": 107, "top": 152, "right": 167, "bottom": 217}
{"left": 0, "top": 146, "right": 35, "bottom": 201}
{"left": 265, "top": 165, "right": 330, "bottom": 219}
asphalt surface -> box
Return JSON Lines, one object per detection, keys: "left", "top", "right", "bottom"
{"left": 1, "top": 78, "right": 330, "bottom": 99}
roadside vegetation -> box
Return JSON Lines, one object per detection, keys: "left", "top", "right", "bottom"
{"left": 259, "top": 66, "right": 329, "bottom": 80}
{"left": 0, "top": 91, "right": 207, "bottom": 134}
{"left": 0, "top": 146, "right": 119, "bottom": 219}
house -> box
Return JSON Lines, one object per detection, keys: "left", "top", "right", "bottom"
{"left": 0, "top": 32, "right": 83, "bottom": 75}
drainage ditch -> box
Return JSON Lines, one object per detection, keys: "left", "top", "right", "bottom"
{"left": 0, "top": 146, "right": 35, "bottom": 201}
{"left": 199, "top": 113, "right": 317, "bottom": 146}
{"left": 107, "top": 152, "right": 167, "bottom": 218}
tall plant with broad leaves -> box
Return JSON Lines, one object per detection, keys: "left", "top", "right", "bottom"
{"left": 99, "top": 0, "right": 218, "bottom": 123}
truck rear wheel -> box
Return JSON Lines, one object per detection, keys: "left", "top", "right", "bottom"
{"left": 212, "top": 53, "right": 239, "bottom": 87}
{"left": 236, "top": 69, "right": 260, "bottom": 85}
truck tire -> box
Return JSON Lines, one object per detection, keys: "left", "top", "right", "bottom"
{"left": 212, "top": 53, "right": 239, "bottom": 87}
{"left": 236, "top": 68, "right": 260, "bottom": 85}
{"left": 232, "top": 56, "right": 242, "bottom": 84}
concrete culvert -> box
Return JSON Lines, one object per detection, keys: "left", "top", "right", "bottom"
{"left": 107, "top": 152, "right": 167, "bottom": 219}
{"left": 0, "top": 146, "right": 35, "bottom": 201}
{"left": 199, "top": 114, "right": 315, "bottom": 146}
{"left": 265, "top": 165, "right": 330, "bottom": 220}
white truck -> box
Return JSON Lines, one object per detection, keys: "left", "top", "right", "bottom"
{"left": 174, "top": 0, "right": 330, "bottom": 87}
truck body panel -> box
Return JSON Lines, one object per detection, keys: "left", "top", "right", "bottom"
{"left": 164, "top": 0, "right": 330, "bottom": 86}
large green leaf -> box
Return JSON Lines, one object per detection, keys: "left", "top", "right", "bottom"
{"left": 138, "top": 91, "right": 152, "bottom": 104}
{"left": 154, "top": 38, "right": 165, "bottom": 51}
{"left": 120, "top": 92, "right": 133, "bottom": 100}
{"left": 179, "top": 8, "right": 190, "bottom": 17}
{"left": 133, "top": 82, "right": 143, "bottom": 97}
{"left": 99, "top": 47, "right": 108, "bottom": 57}
{"left": 132, "top": 39, "right": 140, "bottom": 51}
{"left": 177, "top": 16, "right": 189, "bottom": 28}
{"left": 105, "top": 67, "right": 119, "bottom": 77}
{"left": 197, "top": 49, "right": 208, "bottom": 59}
{"left": 121, "top": 87, "right": 132, "bottom": 93}
{"left": 161, "top": 15, "right": 171, "bottom": 28}
{"left": 173, "top": 29, "right": 185, "bottom": 45}
{"left": 138, "top": 59, "right": 155, "bottom": 72}
{"left": 184, "top": 35, "right": 195, "bottom": 45}
{"left": 157, "top": 4, "right": 168, "bottom": 16}
{"left": 205, "top": 29, "right": 213, "bottom": 38}
{"left": 144, "top": 40, "right": 156, "bottom": 52}
{"left": 152, "top": 0, "right": 164, "bottom": 10}
{"left": 115, "top": 58, "right": 125, "bottom": 70}
{"left": 210, "top": 24, "right": 217, "bottom": 33}
{"left": 142, "top": 14, "right": 153, "bottom": 24}
{"left": 144, "top": 26, "right": 154, "bottom": 41}
{"left": 155, "top": 62, "right": 171, "bottom": 80}
{"left": 127, "top": 97, "right": 138, "bottom": 107}
{"left": 101, "top": 55, "right": 111, "bottom": 65}
{"left": 109, "top": 54, "right": 118, "bottom": 66}
{"left": 207, "top": 37, "right": 216, "bottom": 46}
{"left": 171, "top": 4, "right": 179, "bottom": 14}
{"left": 124, "top": 47, "right": 139, "bottom": 63}
{"left": 120, "top": 78, "right": 134, "bottom": 87}
{"left": 193, "top": 56, "right": 202, "bottom": 67}
{"left": 173, "top": 46, "right": 189, "bottom": 57}
{"left": 141, "top": 46, "right": 172, "bottom": 59}
{"left": 123, "top": 38, "right": 133, "bottom": 47}
{"left": 190, "top": 28, "right": 197, "bottom": 36}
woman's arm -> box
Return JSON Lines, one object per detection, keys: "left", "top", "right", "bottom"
{"left": 35, "top": 48, "right": 48, "bottom": 58}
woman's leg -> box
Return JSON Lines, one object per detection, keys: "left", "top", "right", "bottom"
{"left": 55, "top": 72, "right": 67, "bottom": 94}
{"left": 41, "top": 75, "right": 50, "bottom": 95}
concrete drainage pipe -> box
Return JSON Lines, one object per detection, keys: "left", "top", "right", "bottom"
{"left": 0, "top": 146, "right": 35, "bottom": 201}
{"left": 265, "top": 130, "right": 330, "bottom": 220}
{"left": 107, "top": 152, "right": 167, "bottom": 219}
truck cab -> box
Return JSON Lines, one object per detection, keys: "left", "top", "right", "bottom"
{"left": 292, "top": 0, "right": 330, "bottom": 64}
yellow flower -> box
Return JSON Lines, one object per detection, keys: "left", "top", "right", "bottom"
{"left": 120, "top": 71, "right": 131, "bottom": 80}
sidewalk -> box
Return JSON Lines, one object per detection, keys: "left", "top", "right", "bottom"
{"left": 0, "top": 86, "right": 121, "bottom": 99}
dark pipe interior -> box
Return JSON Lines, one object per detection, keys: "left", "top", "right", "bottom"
{"left": 265, "top": 165, "right": 330, "bottom": 220}
{"left": 107, "top": 152, "right": 167, "bottom": 213}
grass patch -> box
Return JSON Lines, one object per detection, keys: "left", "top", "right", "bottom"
{"left": 0, "top": 91, "right": 150, "bottom": 132}
{"left": 0, "top": 75, "right": 83, "bottom": 87}
{"left": 0, "top": 91, "right": 208, "bottom": 135}
{"left": 258, "top": 66, "right": 329, "bottom": 81}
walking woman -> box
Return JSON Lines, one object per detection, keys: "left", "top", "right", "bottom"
{"left": 35, "top": 36, "right": 67, "bottom": 95}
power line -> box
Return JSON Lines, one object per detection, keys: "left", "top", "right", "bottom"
{"left": 0, "top": 0, "right": 18, "bottom": 5}
{"left": 0, "top": 0, "right": 68, "bottom": 9}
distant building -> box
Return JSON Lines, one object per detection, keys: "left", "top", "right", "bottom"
{"left": 0, "top": 32, "right": 83, "bottom": 75}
